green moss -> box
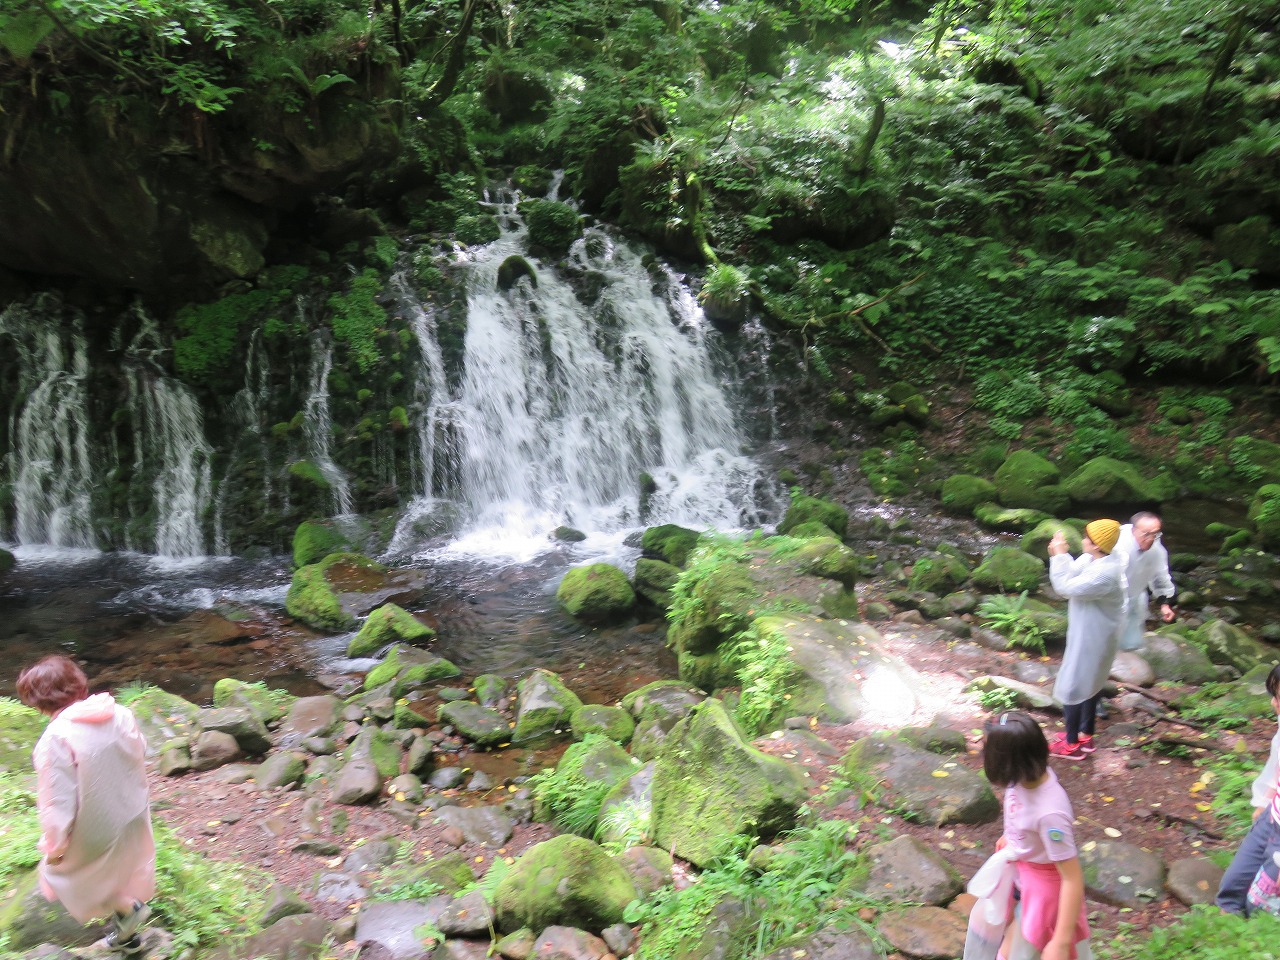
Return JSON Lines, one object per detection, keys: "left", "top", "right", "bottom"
{"left": 0, "top": 698, "right": 46, "bottom": 773}
{"left": 640, "top": 524, "right": 701, "bottom": 567}
{"left": 520, "top": 199, "right": 582, "bottom": 255}
{"left": 971, "top": 546, "right": 1046, "bottom": 592}
{"left": 292, "top": 519, "right": 354, "bottom": 568}
{"left": 941, "top": 474, "right": 997, "bottom": 515}
{"left": 326, "top": 268, "right": 385, "bottom": 373}
{"left": 777, "top": 494, "right": 848, "bottom": 538}
{"left": 173, "top": 288, "right": 274, "bottom": 386}
{"left": 493, "top": 835, "right": 638, "bottom": 932}
{"left": 1062, "top": 456, "right": 1177, "bottom": 506}
{"left": 288, "top": 460, "right": 332, "bottom": 490}
{"left": 556, "top": 563, "right": 636, "bottom": 623}
{"left": 570, "top": 705, "right": 635, "bottom": 744}
{"left": 286, "top": 562, "right": 354, "bottom": 631}
{"left": 348, "top": 604, "right": 436, "bottom": 659}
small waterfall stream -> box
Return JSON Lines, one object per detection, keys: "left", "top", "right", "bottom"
{"left": 303, "top": 325, "right": 355, "bottom": 518}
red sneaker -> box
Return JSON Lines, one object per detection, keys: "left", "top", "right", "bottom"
{"left": 1048, "top": 736, "right": 1085, "bottom": 760}
{"left": 1078, "top": 734, "right": 1096, "bottom": 754}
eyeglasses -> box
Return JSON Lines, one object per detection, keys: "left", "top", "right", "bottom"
{"left": 1135, "top": 530, "right": 1162, "bottom": 542}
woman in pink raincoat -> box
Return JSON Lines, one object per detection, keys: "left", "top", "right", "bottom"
{"left": 18, "top": 655, "right": 155, "bottom": 953}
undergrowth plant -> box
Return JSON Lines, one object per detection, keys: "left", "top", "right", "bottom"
{"left": 529, "top": 734, "right": 635, "bottom": 836}
{"left": 628, "top": 819, "right": 882, "bottom": 959}
{"left": 977, "top": 592, "right": 1048, "bottom": 654}
{"left": 1095, "top": 904, "right": 1280, "bottom": 960}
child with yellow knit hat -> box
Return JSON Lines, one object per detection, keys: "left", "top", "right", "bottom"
{"left": 1045, "top": 519, "right": 1127, "bottom": 761}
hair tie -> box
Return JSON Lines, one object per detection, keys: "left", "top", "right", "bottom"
{"left": 999, "top": 713, "right": 1008, "bottom": 725}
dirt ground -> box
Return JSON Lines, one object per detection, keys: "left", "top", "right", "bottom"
{"left": 147, "top": 613, "right": 1265, "bottom": 959}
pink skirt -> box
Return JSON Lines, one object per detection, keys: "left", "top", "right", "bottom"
{"left": 1015, "top": 861, "right": 1090, "bottom": 959}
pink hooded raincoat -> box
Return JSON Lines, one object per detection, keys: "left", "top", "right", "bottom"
{"left": 33, "top": 692, "right": 155, "bottom": 922}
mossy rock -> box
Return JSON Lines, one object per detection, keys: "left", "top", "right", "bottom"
{"left": 788, "top": 536, "right": 859, "bottom": 591}
{"left": 778, "top": 495, "right": 848, "bottom": 539}
{"left": 633, "top": 557, "right": 681, "bottom": 609}
{"left": 212, "top": 678, "right": 292, "bottom": 724}
{"left": 570, "top": 705, "right": 635, "bottom": 744}
{"left": 292, "top": 519, "right": 357, "bottom": 568}
{"left": 783, "top": 520, "right": 842, "bottom": 540}
{"left": 492, "top": 835, "right": 638, "bottom": 933}
{"left": 556, "top": 563, "right": 636, "bottom": 624}
{"left": 994, "top": 450, "right": 1061, "bottom": 510}
{"left": 286, "top": 552, "right": 388, "bottom": 632}
{"left": 941, "top": 474, "right": 997, "bottom": 515}
{"left": 649, "top": 699, "right": 809, "bottom": 867}
{"left": 1062, "top": 457, "right": 1177, "bottom": 507}
{"left": 1020, "top": 520, "right": 1083, "bottom": 561}
{"left": 519, "top": 199, "right": 582, "bottom": 256}
{"left": 497, "top": 254, "right": 538, "bottom": 291}
{"left": 970, "top": 547, "right": 1045, "bottom": 593}
{"left": 973, "top": 503, "right": 1052, "bottom": 533}
{"left": 438, "top": 701, "right": 510, "bottom": 747}
{"left": 640, "top": 524, "right": 701, "bottom": 567}
{"left": 126, "top": 688, "right": 202, "bottom": 756}
{"left": 348, "top": 603, "right": 436, "bottom": 658}
{"left": 363, "top": 644, "right": 461, "bottom": 695}
{"left": 909, "top": 552, "right": 971, "bottom": 594}
{"left": 1248, "top": 484, "right": 1280, "bottom": 550}
{"left": 513, "top": 669, "right": 584, "bottom": 743}
{"left": 1194, "top": 620, "right": 1275, "bottom": 672}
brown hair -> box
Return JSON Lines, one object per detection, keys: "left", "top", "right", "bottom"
{"left": 982, "top": 710, "right": 1049, "bottom": 788}
{"left": 17, "top": 655, "right": 89, "bottom": 715}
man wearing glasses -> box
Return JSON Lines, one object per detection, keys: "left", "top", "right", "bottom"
{"left": 1115, "top": 510, "right": 1176, "bottom": 652}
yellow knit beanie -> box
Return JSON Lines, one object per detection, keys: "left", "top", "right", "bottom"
{"left": 1084, "top": 519, "right": 1121, "bottom": 555}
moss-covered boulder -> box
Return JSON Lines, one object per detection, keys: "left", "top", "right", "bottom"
{"left": 513, "top": 669, "right": 583, "bottom": 743}
{"left": 344, "top": 726, "right": 404, "bottom": 781}
{"left": 778, "top": 495, "right": 848, "bottom": 539}
{"left": 557, "top": 563, "right": 636, "bottom": 624}
{"left": 840, "top": 734, "right": 999, "bottom": 826}
{"left": 650, "top": 699, "right": 809, "bottom": 867}
{"left": 633, "top": 557, "right": 681, "bottom": 609}
{"left": 1248, "top": 484, "right": 1280, "bottom": 550}
{"left": 125, "top": 687, "right": 202, "bottom": 756}
{"left": 667, "top": 561, "right": 760, "bottom": 657}
{"left": 292, "top": 519, "right": 358, "bottom": 568}
{"left": 782, "top": 520, "right": 842, "bottom": 540}
{"left": 1142, "top": 630, "right": 1219, "bottom": 684}
{"left": 908, "top": 552, "right": 971, "bottom": 594}
{"left": 641, "top": 524, "right": 701, "bottom": 567}
{"left": 497, "top": 254, "right": 537, "bottom": 291}
{"left": 973, "top": 503, "right": 1052, "bottom": 532}
{"left": 570, "top": 705, "right": 635, "bottom": 744}
{"left": 286, "top": 553, "right": 386, "bottom": 631}
{"left": 941, "top": 474, "right": 997, "bottom": 515}
{"left": 621, "top": 682, "right": 706, "bottom": 761}
{"left": 1020, "top": 520, "right": 1083, "bottom": 561}
{"left": 492, "top": 835, "right": 639, "bottom": 933}
{"left": 438, "top": 701, "right": 511, "bottom": 747}
{"left": 520, "top": 199, "right": 583, "bottom": 256}
{"left": 1174, "top": 662, "right": 1273, "bottom": 722}
{"left": 363, "top": 643, "right": 461, "bottom": 695}
{"left": 348, "top": 603, "right": 435, "bottom": 658}
{"left": 534, "top": 736, "right": 638, "bottom": 828}
{"left": 789, "top": 536, "right": 859, "bottom": 591}
{"left": 995, "top": 450, "right": 1062, "bottom": 511}
{"left": 1195, "top": 620, "right": 1275, "bottom": 672}
{"left": 745, "top": 615, "right": 925, "bottom": 731}
{"left": 211, "top": 678, "right": 292, "bottom": 725}
{"left": 1062, "top": 457, "right": 1176, "bottom": 507}
{"left": 970, "top": 547, "right": 1045, "bottom": 593}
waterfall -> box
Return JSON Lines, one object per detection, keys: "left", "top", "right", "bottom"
{"left": 1, "top": 296, "right": 97, "bottom": 548}
{"left": 213, "top": 329, "right": 272, "bottom": 555}
{"left": 392, "top": 191, "right": 772, "bottom": 555}
{"left": 303, "top": 327, "right": 354, "bottom": 517}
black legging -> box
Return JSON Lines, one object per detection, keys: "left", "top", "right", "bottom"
{"left": 1063, "top": 693, "right": 1103, "bottom": 743}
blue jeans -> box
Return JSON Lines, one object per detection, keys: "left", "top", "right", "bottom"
{"left": 1217, "top": 809, "right": 1280, "bottom": 914}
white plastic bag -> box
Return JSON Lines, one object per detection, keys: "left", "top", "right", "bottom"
{"left": 963, "top": 847, "right": 1017, "bottom": 960}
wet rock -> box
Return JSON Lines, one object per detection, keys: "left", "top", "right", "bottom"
{"left": 364, "top": 644, "right": 461, "bottom": 696}
{"left": 557, "top": 563, "right": 637, "bottom": 624}
{"left": 433, "top": 805, "right": 515, "bottom": 846}
{"left": 840, "top": 734, "right": 999, "bottom": 826}
{"left": 279, "top": 696, "right": 337, "bottom": 747}
{"left": 466, "top": 770, "right": 494, "bottom": 791}
{"left": 475, "top": 674, "right": 510, "bottom": 708}
{"left": 529, "top": 925, "right": 610, "bottom": 959}
{"left": 439, "top": 701, "right": 511, "bottom": 747}
{"left": 857, "top": 835, "right": 963, "bottom": 905}
{"left": 1080, "top": 841, "right": 1165, "bottom": 907}
{"left": 513, "top": 669, "right": 583, "bottom": 742}
{"left": 1166, "top": 857, "right": 1225, "bottom": 906}
{"left": 191, "top": 730, "right": 243, "bottom": 771}
{"left": 437, "top": 891, "right": 496, "bottom": 936}
{"left": 356, "top": 899, "right": 447, "bottom": 960}
{"left": 348, "top": 603, "right": 436, "bottom": 659}
{"left": 877, "top": 905, "right": 967, "bottom": 959}
{"left": 758, "top": 925, "right": 881, "bottom": 960}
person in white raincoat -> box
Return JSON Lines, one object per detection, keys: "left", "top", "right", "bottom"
{"left": 1112, "top": 511, "right": 1175, "bottom": 653}
{"left": 17, "top": 655, "right": 155, "bottom": 950}
{"left": 1046, "top": 519, "right": 1127, "bottom": 761}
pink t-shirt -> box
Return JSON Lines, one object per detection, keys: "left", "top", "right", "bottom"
{"left": 1003, "top": 768, "right": 1078, "bottom": 863}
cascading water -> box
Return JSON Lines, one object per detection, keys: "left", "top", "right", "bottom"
{"left": 390, "top": 191, "right": 773, "bottom": 557}
{"left": 302, "top": 324, "right": 355, "bottom": 517}
{"left": 1, "top": 295, "right": 97, "bottom": 548}
{"left": 213, "top": 329, "right": 272, "bottom": 555}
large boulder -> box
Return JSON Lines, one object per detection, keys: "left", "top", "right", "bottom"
{"left": 1020, "top": 520, "right": 1082, "bottom": 561}
{"left": 649, "top": 699, "right": 809, "bottom": 866}
{"left": 1196, "top": 620, "right": 1275, "bottom": 672}
{"left": 512, "top": 669, "right": 583, "bottom": 742}
{"left": 287, "top": 553, "right": 384, "bottom": 631}
{"left": 640, "top": 524, "right": 701, "bottom": 567}
{"left": 994, "top": 450, "right": 1063, "bottom": 512}
{"left": 213, "top": 678, "right": 292, "bottom": 725}
{"left": 292, "top": 519, "right": 360, "bottom": 568}
{"left": 633, "top": 557, "right": 682, "bottom": 608}
{"left": 941, "top": 474, "right": 997, "bottom": 515}
{"left": 1142, "top": 631, "right": 1220, "bottom": 684}
{"left": 348, "top": 603, "right": 435, "bottom": 658}
{"left": 363, "top": 643, "right": 460, "bottom": 695}
{"left": 1062, "top": 457, "right": 1176, "bottom": 507}
{"left": 908, "top": 551, "right": 971, "bottom": 594}
{"left": 840, "top": 734, "right": 999, "bottom": 826}
{"left": 492, "top": 835, "right": 639, "bottom": 932}
{"left": 778, "top": 495, "right": 848, "bottom": 539}
{"left": 127, "top": 687, "right": 203, "bottom": 756}
{"left": 746, "top": 615, "right": 925, "bottom": 730}
{"left": 970, "top": 546, "right": 1045, "bottom": 593}
{"left": 556, "top": 563, "right": 636, "bottom": 624}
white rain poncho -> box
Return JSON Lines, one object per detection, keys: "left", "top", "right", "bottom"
{"left": 1050, "top": 552, "right": 1126, "bottom": 707}
{"left": 33, "top": 692, "right": 155, "bottom": 922}
{"left": 1112, "top": 524, "right": 1175, "bottom": 652}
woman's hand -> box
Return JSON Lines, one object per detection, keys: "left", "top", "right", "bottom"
{"left": 1047, "top": 532, "right": 1068, "bottom": 556}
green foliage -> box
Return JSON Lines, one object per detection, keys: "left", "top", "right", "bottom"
{"left": 595, "top": 799, "right": 650, "bottom": 852}
{"left": 977, "top": 591, "right": 1048, "bottom": 654}
{"left": 173, "top": 288, "right": 273, "bottom": 385}
{"left": 975, "top": 687, "right": 1020, "bottom": 713}
{"left": 326, "top": 269, "right": 385, "bottom": 373}
{"left": 724, "top": 621, "right": 800, "bottom": 737}
{"left": 1096, "top": 904, "right": 1280, "bottom": 960}
{"left": 520, "top": 199, "right": 582, "bottom": 255}
{"left": 630, "top": 819, "right": 880, "bottom": 960}
{"left": 528, "top": 734, "right": 626, "bottom": 836}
